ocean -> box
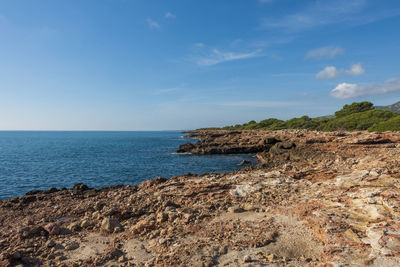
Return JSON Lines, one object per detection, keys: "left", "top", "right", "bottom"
{"left": 0, "top": 131, "right": 256, "bottom": 199}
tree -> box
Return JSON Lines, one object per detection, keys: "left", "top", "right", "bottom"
{"left": 334, "top": 102, "right": 373, "bottom": 118}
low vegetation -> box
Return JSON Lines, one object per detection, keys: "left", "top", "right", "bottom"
{"left": 202, "top": 101, "right": 400, "bottom": 132}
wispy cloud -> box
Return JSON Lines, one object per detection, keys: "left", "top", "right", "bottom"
{"left": 261, "top": 0, "right": 400, "bottom": 32}
{"left": 153, "top": 87, "right": 179, "bottom": 95}
{"left": 193, "top": 42, "right": 205, "bottom": 48}
{"left": 316, "top": 63, "right": 365, "bottom": 80}
{"left": 165, "top": 12, "right": 176, "bottom": 19}
{"left": 146, "top": 18, "right": 160, "bottom": 30}
{"left": 196, "top": 49, "right": 262, "bottom": 66}
{"left": 305, "top": 46, "right": 345, "bottom": 59}
{"left": 316, "top": 66, "right": 340, "bottom": 80}
{"left": 330, "top": 78, "right": 400, "bottom": 99}
{"left": 345, "top": 63, "right": 365, "bottom": 75}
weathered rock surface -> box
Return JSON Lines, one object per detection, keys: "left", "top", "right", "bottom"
{"left": 1, "top": 129, "right": 400, "bottom": 266}
{"left": 177, "top": 130, "right": 280, "bottom": 154}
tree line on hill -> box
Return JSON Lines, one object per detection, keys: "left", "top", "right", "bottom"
{"left": 201, "top": 101, "right": 400, "bottom": 132}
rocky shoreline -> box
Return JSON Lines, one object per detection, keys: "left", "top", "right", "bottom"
{"left": 1, "top": 129, "right": 400, "bottom": 266}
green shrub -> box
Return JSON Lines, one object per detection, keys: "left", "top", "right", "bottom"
{"left": 200, "top": 101, "right": 400, "bottom": 132}
{"left": 322, "top": 109, "right": 398, "bottom": 131}
{"left": 368, "top": 116, "right": 400, "bottom": 132}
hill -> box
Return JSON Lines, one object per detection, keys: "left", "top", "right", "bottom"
{"left": 375, "top": 101, "right": 400, "bottom": 113}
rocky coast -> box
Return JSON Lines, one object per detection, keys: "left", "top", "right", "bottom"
{"left": 1, "top": 129, "right": 400, "bottom": 266}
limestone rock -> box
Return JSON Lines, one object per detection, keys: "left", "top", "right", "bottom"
{"left": 101, "top": 218, "right": 121, "bottom": 233}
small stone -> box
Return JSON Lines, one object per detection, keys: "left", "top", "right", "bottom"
{"left": 239, "top": 160, "right": 251, "bottom": 166}
{"left": 118, "top": 255, "right": 127, "bottom": 263}
{"left": 156, "top": 212, "right": 168, "bottom": 223}
{"left": 21, "top": 256, "right": 31, "bottom": 264}
{"left": 267, "top": 254, "right": 275, "bottom": 261}
{"left": 12, "top": 251, "right": 21, "bottom": 260}
{"left": 101, "top": 218, "right": 122, "bottom": 233}
{"left": 103, "top": 207, "right": 119, "bottom": 216}
{"left": 344, "top": 229, "right": 361, "bottom": 243}
{"left": 94, "top": 202, "right": 105, "bottom": 211}
{"left": 80, "top": 220, "right": 91, "bottom": 228}
{"left": 228, "top": 206, "right": 244, "bottom": 213}
{"left": 67, "top": 222, "right": 81, "bottom": 232}
{"left": 55, "top": 255, "right": 67, "bottom": 261}
{"left": 243, "top": 203, "right": 255, "bottom": 211}
{"left": 183, "top": 213, "right": 194, "bottom": 223}
{"left": 92, "top": 211, "right": 101, "bottom": 220}
{"left": 114, "top": 226, "right": 123, "bottom": 233}
{"left": 65, "top": 241, "right": 79, "bottom": 250}
{"left": 46, "top": 240, "right": 56, "bottom": 248}
{"left": 110, "top": 248, "right": 123, "bottom": 258}
{"left": 243, "top": 255, "right": 252, "bottom": 263}
{"left": 44, "top": 223, "right": 60, "bottom": 235}
{"left": 54, "top": 244, "right": 65, "bottom": 250}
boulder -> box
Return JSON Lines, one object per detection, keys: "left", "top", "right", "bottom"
{"left": 44, "top": 223, "right": 60, "bottom": 235}
{"left": 71, "top": 183, "right": 90, "bottom": 193}
{"left": 101, "top": 218, "right": 121, "bottom": 233}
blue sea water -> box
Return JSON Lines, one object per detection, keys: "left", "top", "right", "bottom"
{"left": 0, "top": 131, "right": 256, "bottom": 199}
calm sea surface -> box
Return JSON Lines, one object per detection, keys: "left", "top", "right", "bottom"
{"left": 0, "top": 131, "right": 255, "bottom": 199}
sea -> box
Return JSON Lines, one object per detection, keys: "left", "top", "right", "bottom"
{"left": 0, "top": 131, "right": 256, "bottom": 199}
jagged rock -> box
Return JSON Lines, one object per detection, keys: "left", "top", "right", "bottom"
{"left": 45, "top": 240, "right": 56, "bottom": 248}
{"left": 101, "top": 218, "right": 121, "bottom": 233}
{"left": 243, "top": 255, "right": 252, "bottom": 263}
{"left": 80, "top": 220, "right": 91, "bottom": 228}
{"left": 176, "top": 142, "right": 195, "bottom": 153}
{"left": 19, "top": 226, "right": 45, "bottom": 239}
{"left": 65, "top": 242, "right": 79, "bottom": 251}
{"left": 12, "top": 251, "right": 21, "bottom": 260}
{"left": 67, "top": 222, "right": 81, "bottom": 232}
{"left": 71, "top": 183, "right": 90, "bottom": 193}
{"left": 2, "top": 129, "right": 400, "bottom": 266}
{"left": 156, "top": 212, "right": 168, "bottom": 223}
{"left": 228, "top": 206, "right": 244, "bottom": 213}
{"left": 44, "top": 223, "right": 60, "bottom": 235}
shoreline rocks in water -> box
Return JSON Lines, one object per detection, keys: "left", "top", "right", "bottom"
{"left": 1, "top": 129, "right": 400, "bottom": 266}
{"left": 177, "top": 130, "right": 281, "bottom": 154}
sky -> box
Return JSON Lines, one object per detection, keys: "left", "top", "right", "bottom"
{"left": 1, "top": 0, "right": 400, "bottom": 130}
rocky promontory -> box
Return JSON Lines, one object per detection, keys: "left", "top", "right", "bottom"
{"left": 1, "top": 130, "right": 400, "bottom": 266}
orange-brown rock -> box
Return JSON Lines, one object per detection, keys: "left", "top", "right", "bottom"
{"left": 1, "top": 129, "right": 400, "bottom": 266}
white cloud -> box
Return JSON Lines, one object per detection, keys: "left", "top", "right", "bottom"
{"left": 165, "top": 12, "right": 176, "bottom": 19}
{"left": 306, "top": 46, "right": 345, "bottom": 59}
{"left": 316, "top": 63, "right": 365, "bottom": 80}
{"left": 345, "top": 63, "right": 365, "bottom": 75}
{"left": 196, "top": 49, "right": 262, "bottom": 66}
{"left": 316, "top": 66, "right": 340, "bottom": 80}
{"left": 146, "top": 18, "right": 160, "bottom": 30}
{"left": 330, "top": 83, "right": 359, "bottom": 98}
{"left": 330, "top": 78, "right": 400, "bottom": 99}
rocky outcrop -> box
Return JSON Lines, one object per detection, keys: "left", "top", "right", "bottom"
{"left": 177, "top": 130, "right": 280, "bottom": 154}
{"left": 1, "top": 130, "right": 400, "bottom": 266}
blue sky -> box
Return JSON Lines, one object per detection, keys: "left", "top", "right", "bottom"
{"left": 1, "top": 0, "right": 400, "bottom": 130}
